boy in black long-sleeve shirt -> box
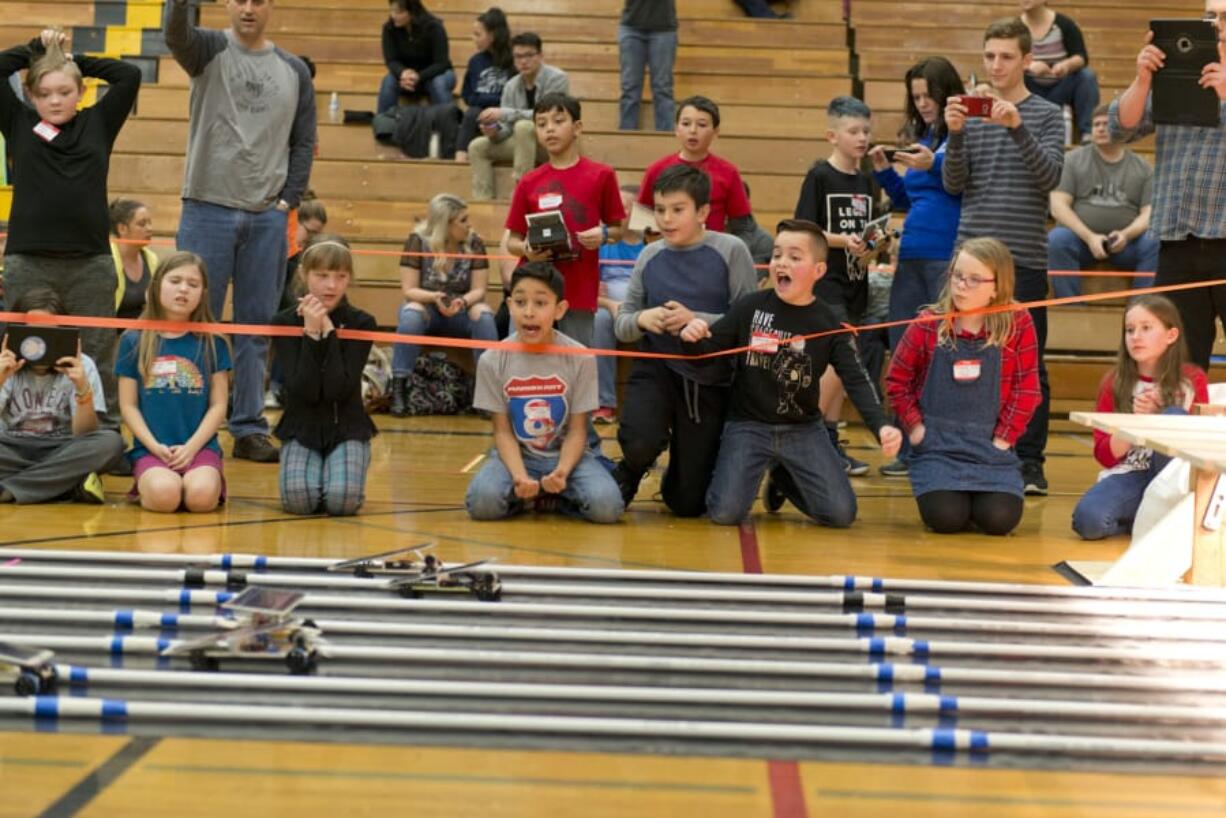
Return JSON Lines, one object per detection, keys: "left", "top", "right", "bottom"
{"left": 681, "top": 220, "right": 901, "bottom": 526}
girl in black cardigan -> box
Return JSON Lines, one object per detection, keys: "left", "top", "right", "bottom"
{"left": 272, "top": 236, "right": 377, "bottom": 516}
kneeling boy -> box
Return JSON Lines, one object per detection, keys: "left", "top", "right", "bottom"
{"left": 681, "top": 220, "right": 901, "bottom": 526}
{"left": 465, "top": 263, "right": 624, "bottom": 523}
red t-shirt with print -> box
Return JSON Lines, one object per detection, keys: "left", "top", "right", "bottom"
{"left": 637, "top": 152, "right": 752, "bottom": 232}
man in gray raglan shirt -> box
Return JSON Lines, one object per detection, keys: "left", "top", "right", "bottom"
{"left": 943, "top": 16, "right": 1064, "bottom": 496}
{"left": 165, "top": 0, "right": 316, "bottom": 463}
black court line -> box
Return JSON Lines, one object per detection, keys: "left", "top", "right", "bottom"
{"left": 36, "top": 737, "right": 160, "bottom": 818}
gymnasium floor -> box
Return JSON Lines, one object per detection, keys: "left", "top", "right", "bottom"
{"left": 2, "top": 415, "right": 1225, "bottom": 817}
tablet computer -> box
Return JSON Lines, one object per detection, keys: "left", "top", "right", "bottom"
{"left": 1150, "top": 19, "right": 1221, "bottom": 127}
{"left": 6, "top": 325, "right": 79, "bottom": 367}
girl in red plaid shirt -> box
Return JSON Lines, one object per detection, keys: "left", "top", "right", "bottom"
{"left": 886, "top": 238, "right": 1041, "bottom": 535}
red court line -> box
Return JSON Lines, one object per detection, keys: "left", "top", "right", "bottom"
{"left": 737, "top": 520, "right": 810, "bottom": 818}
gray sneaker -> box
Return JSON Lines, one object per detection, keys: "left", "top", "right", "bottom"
{"left": 879, "top": 458, "right": 909, "bottom": 478}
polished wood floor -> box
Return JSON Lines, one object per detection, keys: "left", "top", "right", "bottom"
{"left": 3, "top": 414, "right": 1220, "bottom": 818}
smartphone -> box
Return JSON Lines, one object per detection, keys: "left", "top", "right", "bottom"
{"left": 961, "top": 96, "right": 994, "bottom": 117}
{"left": 880, "top": 147, "right": 914, "bottom": 162}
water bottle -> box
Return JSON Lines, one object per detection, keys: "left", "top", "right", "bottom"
{"left": 1062, "top": 105, "right": 1073, "bottom": 147}
{"left": 328, "top": 91, "right": 340, "bottom": 123}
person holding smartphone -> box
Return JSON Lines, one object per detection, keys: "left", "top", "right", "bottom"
{"left": 942, "top": 17, "right": 1065, "bottom": 496}
{"left": 1109, "top": 1, "right": 1226, "bottom": 373}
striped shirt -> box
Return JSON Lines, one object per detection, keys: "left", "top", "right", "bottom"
{"left": 1109, "top": 96, "right": 1226, "bottom": 241}
{"left": 942, "top": 94, "right": 1065, "bottom": 270}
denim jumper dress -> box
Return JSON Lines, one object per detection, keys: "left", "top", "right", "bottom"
{"left": 909, "top": 333, "right": 1023, "bottom": 498}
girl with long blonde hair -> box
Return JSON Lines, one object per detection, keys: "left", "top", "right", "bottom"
{"left": 885, "top": 238, "right": 1041, "bottom": 536}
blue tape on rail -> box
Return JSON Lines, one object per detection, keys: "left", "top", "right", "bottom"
{"left": 160, "top": 613, "right": 178, "bottom": 628}
{"left": 34, "top": 697, "right": 58, "bottom": 719}
{"left": 876, "top": 663, "right": 895, "bottom": 692}
{"left": 891, "top": 693, "right": 906, "bottom": 715}
{"left": 931, "top": 728, "right": 957, "bottom": 752}
{"left": 925, "top": 666, "right": 942, "bottom": 685}
{"left": 868, "top": 637, "right": 886, "bottom": 658}
{"left": 912, "top": 640, "right": 930, "bottom": 662}
{"left": 855, "top": 613, "right": 875, "bottom": 635}
{"left": 843, "top": 576, "right": 855, "bottom": 591}
{"left": 893, "top": 615, "right": 908, "bottom": 636}
{"left": 114, "top": 610, "right": 134, "bottom": 629}
{"left": 216, "top": 592, "right": 234, "bottom": 604}
{"left": 871, "top": 578, "right": 883, "bottom": 593}
{"left": 255, "top": 555, "right": 268, "bottom": 571}
{"left": 939, "top": 695, "right": 958, "bottom": 713}
{"left": 970, "top": 731, "right": 989, "bottom": 752}
{"left": 178, "top": 589, "right": 192, "bottom": 612}
{"left": 221, "top": 554, "right": 232, "bottom": 570}
{"left": 109, "top": 636, "right": 124, "bottom": 655}
{"left": 69, "top": 666, "right": 88, "bottom": 684}
{"left": 101, "top": 700, "right": 128, "bottom": 720}
{"left": 156, "top": 638, "right": 171, "bottom": 653}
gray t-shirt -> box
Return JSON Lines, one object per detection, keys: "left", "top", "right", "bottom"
{"left": 1057, "top": 145, "right": 1153, "bottom": 235}
{"left": 473, "top": 331, "right": 597, "bottom": 456}
{"left": 164, "top": 0, "right": 316, "bottom": 211}
{"left": 0, "top": 355, "right": 106, "bottom": 437}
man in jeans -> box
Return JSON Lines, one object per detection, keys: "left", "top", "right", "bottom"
{"left": 164, "top": 0, "right": 316, "bottom": 463}
{"left": 618, "top": 0, "right": 676, "bottom": 131}
{"left": 1049, "top": 104, "right": 1157, "bottom": 299}
{"left": 1110, "top": 0, "right": 1226, "bottom": 370}
{"left": 943, "top": 17, "right": 1064, "bottom": 495}
{"left": 468, "top": 33, "right": 569, "bottom": 201}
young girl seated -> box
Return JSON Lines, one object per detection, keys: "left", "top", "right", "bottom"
{"left": 885, "top": 238, "right": 1040, "bottom": 536}
{"left": 0, "top": 288, "right": 123, "bottom": 503}
{"left": 272, "top": 236, "right": 377, "bottom": 517}
{"left": 1072, "top": 295, "right": 1208, "bottom": 540}
{"left": 390, "top": 193, "right": 498, "bottom": 416}
{"left": 117, "top": 253, "right": 231, "bottom": 513}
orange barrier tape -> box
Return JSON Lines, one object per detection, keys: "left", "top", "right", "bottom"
{"left": 0, "top": 234, "right": 1155, "bottom": 275}
{"left": 2, "top": 277, "right": 1222, "bottom": 363}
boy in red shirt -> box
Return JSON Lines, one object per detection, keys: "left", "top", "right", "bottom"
{"left": 636, "top": 96, "right": 752, "bottom": 235}
{"left": 504, "top": 93, "right": 626, "bottom": 346}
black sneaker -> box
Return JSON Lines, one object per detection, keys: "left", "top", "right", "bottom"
{"left": 233, "top": 433, "right": 280, "bottom": 463}
{"left": 879, "top": 458, "right": 909, "bottom": 478}
{"left": 1022, "top": 461, "right": 1048, "bottom": 496}
{"left": 611, "top": 462, "right": 642, "bottom": 508}
{"left": 762, "top": 472, "right": 785, "bottom": 513}
{"left": 826, "top": 424, "right": 869, "bottom": 476}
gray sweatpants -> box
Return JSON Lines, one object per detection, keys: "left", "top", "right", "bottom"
{"left": 0, "top": 431, "right": 124, "bottom": 504}
{"left": 2, "top": 253, "right": 119, "bottom": 425}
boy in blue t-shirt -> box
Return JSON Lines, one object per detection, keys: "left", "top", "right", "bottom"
{"left": 593, "top": 184, "right": 646, "bottom": 421}
{"left": 465, "top": 262, "right": 624, "bottom": 523}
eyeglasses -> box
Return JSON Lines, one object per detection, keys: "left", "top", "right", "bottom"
{"left": 950, "top": 272, "right": 996, "bottom": 288}
{"left": 1204, "top": 12, "right": 1226, "bottom": 22}
{"left": 512, "top": 51, "right": 540, "bottom": 62}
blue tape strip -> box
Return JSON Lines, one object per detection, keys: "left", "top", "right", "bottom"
{"left": 160, "top": 613, "right": 178, "bottom": 628}
{"left": 109, "top": 636, "right": 124, "bottom": 655}
{"left": 221, "top": 554, "right": 232, "bottom": 570}
{"left": 925, "top": 666, "right": 942, "bottom": 685}
{"left": 855, "top": 613, "right": 875, "bottom": 635}
{"left": 891, "top": 693, "right": 905, "bottom": 715}
{"left": 893, "top": 615, "right": 908, "bottom": 636}
{"left": 871, "top": 577, "right": 883, "bottom": 593}
{"left": 34, "top": 697, "right": 58, "bottom": 719}
{"left": 970, "top": 731, "right": 989, "bottom": 752}
{"left": 216, "top": 592, "right": 233, "bottom": 604}
{"left": 939, "top": 695, "right": 958, "bottom": 713}
{"left": 843, "top": 576, "right": 855, "bottom": 591}
{"left": 931, "top": 728, "right": 957, "bottom": 752}
{"left": 156, "top": 638, "right": 171, "bottom": 653}
{"left": 876, "top": 663, "right": 894, "bottom": 684}
{"left": 178, "top": 589, "right": 191, "bottom": 612}
{"left": 913, "top": 640, "right": 930, "bottom": 660}
{"left": 114, "top": 610, "right": 134, "bottom": 629}
{"left": 69, "top": 666, "right": 88, "bottom": 684}
{"left": 255, "top": 555, "right": 268, "bottom": 571}
{"left": 867, "top": 637, "right": 886, "bottom": 658}
{"left": 101, "top": 700, "right": 128, "bottom": 720}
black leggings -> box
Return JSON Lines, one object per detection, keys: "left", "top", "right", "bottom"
{"left": 916, "top": 490, "right": 1023, "bottom": 536}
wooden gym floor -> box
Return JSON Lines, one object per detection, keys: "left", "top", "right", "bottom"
{"left": 2, "top": 414, "right": 1225, "bottom": 818}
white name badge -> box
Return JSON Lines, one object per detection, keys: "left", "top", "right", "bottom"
{"left": 151, "top": 358, "right": 179, "bottom": 378}
{"left": 750, "top": 331, "right": 779, "bottom": 354}
{"left": 953, "top": 359, "right": 982, "bottom": 382}
{"left": 538, "top": 194, "right": 563, "bottom": 210}
{"left": 33, "top": 120, "right": 60, "bottom": 142}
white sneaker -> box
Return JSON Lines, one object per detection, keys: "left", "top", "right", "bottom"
{"left": 264, "top": 389, "right": 281, "bottom": 409}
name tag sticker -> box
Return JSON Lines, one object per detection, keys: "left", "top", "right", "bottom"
{"left": 538, "top": 194, "right": 563, "bottom": 210}
{"left": 33, "top": 120, "right": 60, "bottom": 142}
{"left": 750, "top": 331, "right": 779, "bottom": 354}
{"left": 953, "top": 359, "right": 981, "bottom": 382}
{"left": 151, "top": 358, "right": 179, "bottom": 378}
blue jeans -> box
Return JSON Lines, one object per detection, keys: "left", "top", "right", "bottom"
{"left": 465, "top": 448, "right": 624, "bottom": 524}
{"left": 1071, "top": 408, "right": 1184, "bottom": 540}
{"left": 177, "top": 199, "right": 288, "bottom": 439}
{"left": 1048, "top": 226, "right": 1159, "bottom": 299}
{"left": 618, "top": 26, "right": 676, "bottom": 131}
{"left": 392, "top": 302, "right": 497, "bottom": 377}
{"left": 706, "top": 420, "right": 857, "bottom": 527}
{"left": 887, "top": 257, "right": 949, "bottom": 350}
{"left": 377, "top": 69, "right": 456, "bottom": 112}
{"left": 735, "top": 0, "right": 781, "bottom": 17}
{"left": 593, "top": 277, "right": 630, "bottom": 407}
{"left": 1025, "top": 68, "right": 1100, "bottom": 138}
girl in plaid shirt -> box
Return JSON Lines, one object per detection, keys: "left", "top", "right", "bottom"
{"left": 886, "top": 238, "right": 1041, "bottom": 535}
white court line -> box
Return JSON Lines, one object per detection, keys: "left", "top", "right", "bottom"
{"left": 460, "top": 453, "right": 486, "bottom": 474}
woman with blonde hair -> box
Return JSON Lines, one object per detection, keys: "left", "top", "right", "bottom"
{"left": 1, "top": 27, "right": 141, "bottom": 420}
{"left": 885, "top": 238, "right": 1041, "bottom": 536}
{"left": 390, "top": 193, "right": 497, "bottom": 416}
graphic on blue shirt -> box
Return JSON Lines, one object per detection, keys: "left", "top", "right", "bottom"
{"left": 504, "top": 374, "right": 569, "bottom": 451}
